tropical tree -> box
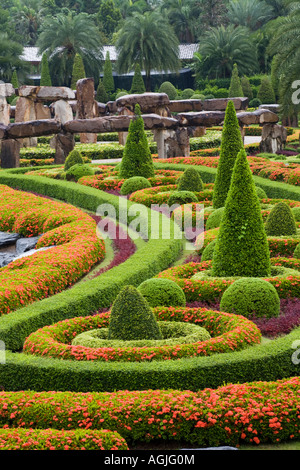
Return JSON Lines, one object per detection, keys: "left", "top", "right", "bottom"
{"left": 37, "top": 10, "right": 103, "bottom": 86}
{"left": 115, "top": 10, "right": 180, "bottom": 91}
{"left": 160, "top": 0, "right": 197, "bottom": 43}
{"left": 196, "top": 24, "right": 258, "bottom": 78}
{"left": 0, "top": 33, "right": 27, "bottom": 82}
{"left": 227, "top": 0, "right": 274, "bottom": 31}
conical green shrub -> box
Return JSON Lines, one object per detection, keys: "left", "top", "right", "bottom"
{"left": 108, "top": 285, "right": 163, "bottom": 341}
{"left": 40, "top": 53, "right": 52, "bottom": 87}
{"left": 119, "top": 104, "right": 155, "bottom": 179}
{"left": 71, "top": 53, "right": 86, "bottom": 90}
{"left": 228, "top": 64, "right": 243, "bottom": 98}
{"left": 212, "top": 100, "right": 243, "bottom": 209}
{"left": 257, "top": 76, "right": 276, "bottom": 104}
{"left": 212, "top": 148, "right": 271, "bottom": 278}
{"left": 265, "top": 202, "right": 297, "bottom": 236}
{"left": 177, "top": 167, "right": 203, "bottom": 192}
{"left": 64, "top": 149, "right": 84, "bottom": 171}
{"left": 130, "top": 63, "right": 146, "bottom": 94}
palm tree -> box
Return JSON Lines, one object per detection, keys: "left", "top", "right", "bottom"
{"left": 196, "top": 24, "right": 258, "bottom": 78}
{"left": 0, "top": 33, "right": 28, "bottom": 82}
{"left": 37, "top": 10, "right": 103, "bottom": 86}
{"left": 227, "top": 0, "right": 274, "bottom": 31}
{"left": 115, "top": 10, "right": 180, "bottom": 91}
{"left": 160, "top": 0, "right": 196, "bottom": 43}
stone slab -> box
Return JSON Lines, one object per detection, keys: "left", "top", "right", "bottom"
{"left": 5, "top": 120, "right": 61, "bottom": 139}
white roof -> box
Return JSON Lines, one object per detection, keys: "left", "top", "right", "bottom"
{"left": 21, "top": 44, "right": 198, "bottom": 63}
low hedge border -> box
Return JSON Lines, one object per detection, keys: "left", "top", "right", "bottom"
{"left": 0, "top": 171, "right": 183, "bottom": 352}
{"left": 0, "top": 428, "right": 128, "bottom": 450}
{"left": 0, "top": 377, "right": 299, "bottom": 447}
{"left": 22, "top": 306, "right": 261, "bottom": 362}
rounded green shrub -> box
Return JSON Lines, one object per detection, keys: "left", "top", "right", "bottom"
{"left": 108, "top": 285, "right": 163, "bottom": 341}
{"left": 206, "top": 207, "right": 224, "bottom": 230}
{"left": 181, "top": 88, "right": 195, "bottom": 99}
{"left": 220, "top": 278, "right": 280, "bottom": 319}
{"left": 191, "top": 94, "right": 205, "bottom": 100}
{"left": 64, "top": 149, "right": 84, "bottom": 171}
{"left": 294, "top": 243, "right": 300, "bottom": 259}
{"left": 65, "top": 164, "right": 95, "bottom": 182}
{"left": 256, "top": 186, "right": 267, "bottom": 199}
{"left": 120, "top": 176, "right": 151, "bottom": 195}
{"left": 249, "top": 98, "right": 262, "bottom": 109}
{"left": 177, "top": 168, "right": 203, "bottom": 192}
{"left": 159, "top": 81, "right": 178, "bottom": 100}
{"left": 265, "top": 202, "right": 297, "bottom": 236}
{"left": 201, "top": 239, "right": 216, "bottom": 261}
{"left": 292, "top": 207, "right": 300, "bottom": 222}
{"left": 168, "top": 191, "right": 198, "bottom": 207}
{"left": 137, "top": 278, "right": 186, "bottom": 308}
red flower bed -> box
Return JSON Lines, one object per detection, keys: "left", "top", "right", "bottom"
{"left": 0, "top": 428, "right": 128, "bottom": 450}
{"left": 0, "top": 377, "right": 300, "bottom": 447}
{"left": 0, "top": 185, "right": 106, "bottom": 315}
{"left": 23, "top": 306, "right": 261, "bottom": 362}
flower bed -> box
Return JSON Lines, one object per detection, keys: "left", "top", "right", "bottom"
{"left": 23, "top": 306, "right": 261, "bottom": 362}
{"left": 0, "top": 377, "right": 300, "bottom": 447}
{"left": 0, "top": 428, "right": 128, "bottom": 450}
{"left": 0, "top": 185, "right": 106, "bottom": 315}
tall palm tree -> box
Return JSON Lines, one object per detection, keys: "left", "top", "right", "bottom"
{"left": 196, "top": 24, "right": 258, "bottom": 79}
{"left": 160, "top": 0, "right": 196, "bottom": 43}
{"left": 37, "top": 10, "right": 103, "bottom": 86}
{"left": 227, "top": 0, "right": 274, "bottom": 31}
{"left": 115, "top": 10, "right": 180, "bottom": 91}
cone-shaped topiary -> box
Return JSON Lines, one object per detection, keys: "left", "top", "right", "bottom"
{"left": 177, "top": 167, "right": 203, "bottom": 192}
{"left": 130, "top": 63, "right": 146, "bottom": 94}
{"left": 108, "top": 285, "right": 163, "bottom": 341}
{"left": 257, "top": 76, "right": 276, "bottom": 104}
{"left": 40, "top": 53, "right": 52, "bottom": 87}
{"left": 228, "top": 64, "right": 243, "bottom": 98}
{"left": 64, "top": 149, "right": 84, "bottom": 171}
{"left": 119, "top": 104, "right": 155, "bottom": 179}
{"left": 265, "top": 202, "right": 297, "bottom": 236}
{"left": 212, "top": 100, "right": 243, "bottom": 209}
{"left": 241, "top": 76, "right": 253, "bottom": 100}
{"left": 71, "top": 53, "right": 86, "bottom": 90}
{"left": 103, "top": 51, "right": 115, "bottom": 99}
{"left": 96, "top": 79, "right": 108, "bottom": 103}
{"left": 212, "top": 148, "right": 271, "bottom": 278}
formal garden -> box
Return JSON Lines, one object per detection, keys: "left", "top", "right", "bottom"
{"left": 1, "top": 0, "right": 300, "bottom": 455}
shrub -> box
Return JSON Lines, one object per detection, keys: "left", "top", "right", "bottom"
{"left": 40, "top": 53, "right": 52, "bottom": 87}
{"left": 159, "top": 81, "right": 178, "bottom": 100}
{"left": 292, "top": 207, "right": 300, "bottom": 222}
{"left": 181, "top": 88, "right": 195, "bottom": 99}
{"left": 220, "top": 278, "right": 280, "bottom": 319}
{"left": 212, "top": 149, "right": 271, "bottom": 278}
{"left": 168, "top": 191, "right": 199, "bottom": 207}
{"left": 256, "top": 186, "right": 268, "bottom": 199}
{"left": 177, "top": 167, "right": 203, "bottom": 192}
{"left": 65, "top": 164, "right": 95, "bottom": 182}
{"left": 130, "top": 63, "right": 146, "bottom": 94}
{"left": 265, "top": 202, "right": 297, "bottom": 236}
{"left": 119, "top": 104, "right": 155, "bottom": 179}
{"left": 64, "top": 149, "right": 84, "bottom": 171}
{"left": 206, "top": 207, "right": 224, "bottom": 230}
{"left": 108, "top": 285, "right": 163, "bottom": 341}
{"left": 257, "top": 76, "right": 276, "bottom": 104}
{"left": 228, "top": 64, "right": 243, "bottom": 98}
{"left": 71, "top": 53, "right": 86, "bottom": 90}
{"left": 212, "top": 100, "right": 243, "bottom": 209}
{"left": 96, "top": 79, "right": 108, "bottom": 103}
{"left": 249, "top": 98, "right": 262, "bottom": 109}
{"left": 103, "top": 51, "right": 115, "bottom": 99}
{"left": 120, "top": 176, "right": 151, "bottom": 195}
{"left": 137, "top": 278, "right": 186, "bottom": 307}
{"left": 241, "top": 76, "right": 253, "bottom": 100}
{"left": 191, "top": 94, "right": 205, "bottom": 100}
{"left": 201, "top": 239, "right": 216, "bottom": 261}
{"left": 294, "top": 243, "right": 300, "bottom": 259}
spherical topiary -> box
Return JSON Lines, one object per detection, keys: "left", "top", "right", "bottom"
{"left": 65, "top": 164, "right": 95, "bottom": 182}
{"left": 191, "top": 94, "right": 205, "bottom": 100}
{"left": 206, "top": 207, "right": 224, "bottom": 230}
{"left": 137, "top": 278, "right": 186, "bottom": 308}
{"left": 120, "top": 176, "right": 151, "bottom": 195}
{"left": 168, "top": 191, "right": 198, "bottom": 207}
{"left": 177, "top": 167, "right": 203, "bottom": 192}
{"left": 201, "top": 239, "right": 217, "bottom": 261}
{"left": 159, "top": 81, "right": 178, "bottom": 100}
{"left": 181, "top": 88, "right": 195, "bottom": 99}
{"left": 108, "top": 285, "right": 163, "bottom": 341}
{"left": 220, "top": 278, "right": 280, "bottom": 319}
{"left": 64, "top": 149, "right": 84, "bottom": 171}
{"left": 256, "top": 186, "right": 267, "bottom": 199}
{"left": 265, "top": 202, "right": 297, "bottom": 236}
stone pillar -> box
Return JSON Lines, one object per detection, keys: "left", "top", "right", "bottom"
{"left": 15, "top": 97, "right": 37, "bottom": 147}
{"left": 54, "top": 132, "right": 75, "bottom": 165}
{"left": 0, "top": 97, "right": 11, "bottom": 126}
{"left": 76, "top": 78, "right": 98, "bottom": 144}
{"left": 0, "top": 139, "right": 21, "bottom": 168}
{"left": 153, "top": 128, "right": 190, "bottom": 159}
{"left": 260, "top": 124, "right": 288, "bottom": 154}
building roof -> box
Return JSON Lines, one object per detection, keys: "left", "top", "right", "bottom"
{"left": 21, "top": 44, "right": 199, "bottom": 63}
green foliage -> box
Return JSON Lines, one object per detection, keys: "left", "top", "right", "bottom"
{"left": 108, "top": 285, "right": 163, "bottom": 341}
{"left": 137, "top": 278, "right": 186, "bottom": 308}
{"left": 103, "top": 51, "right": 115, "bottom": 99}
{"left": 130, "top": 63, "right": 146, "bottom": 94}
{"left": 257, "top": 76, "right": 276, "bottom": 104}
{"left": 294, "top": 242, "right": 300, "bottom": 259}
{"left": 159, "top": 81, "right": 178, "bottom": 100}
{"left": 249, "top": 98, "right": 262, "bottom": 108}
{"left": 64, "top": 149, "right": 84, "bottom": 171}
{"left": 212, "top": 148, "right": 271, "bottom": 278}
{"left": 292, "top": 207, "right": 300, "bottom": 222}
{"left": 206, "top": 207, "right": 224, "bottom": 230}
{"left": 201, "top": 239, "right": 217, "bottom": 261}
{"left": 212, "top": 100, "right": 243, "bottom": 209}
{"left": 177, "top": 168, "right": 203, "bottom": 192}
{"left": 65, "top": 164, "right": 95, "bottom": 182}
{"left": 256, "top": 186, "right": 267, "bottom": 199}
{"left": 228, "top": 64, "right": 244, "bottom": 97}
{"left": 96, "top": 79, "right": 109, "bottom": 103}
{"left": 119, "top": 104, "right": 155, "bottom": 179}
{"left": 181, "top": 88, "right": 195, "bottom": 99}
{"left": 71, "top": 53, "right": 86, "bottom": 90}
{"left": 97, "top": 0, "right": 122, "bottom": 41}
{"left": 265, "top": 202, "right": 297, "bottom": 236}
{"left": 120, "top": 177, "right": 151, "bottom": 196}
{"left": 40, "top": 53, "right": 52, "bottom": 87}
{"left": 220, "top": 278, "right": 280, "bottom": 319}
{"left": 10, "top": 69, "right": 19, "bottom": 89}
{"left": 241, "top": 76, "right": 253, "bottom": 100}
{"left": 168, "top": 191, "right": 199, "bottom": 207}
